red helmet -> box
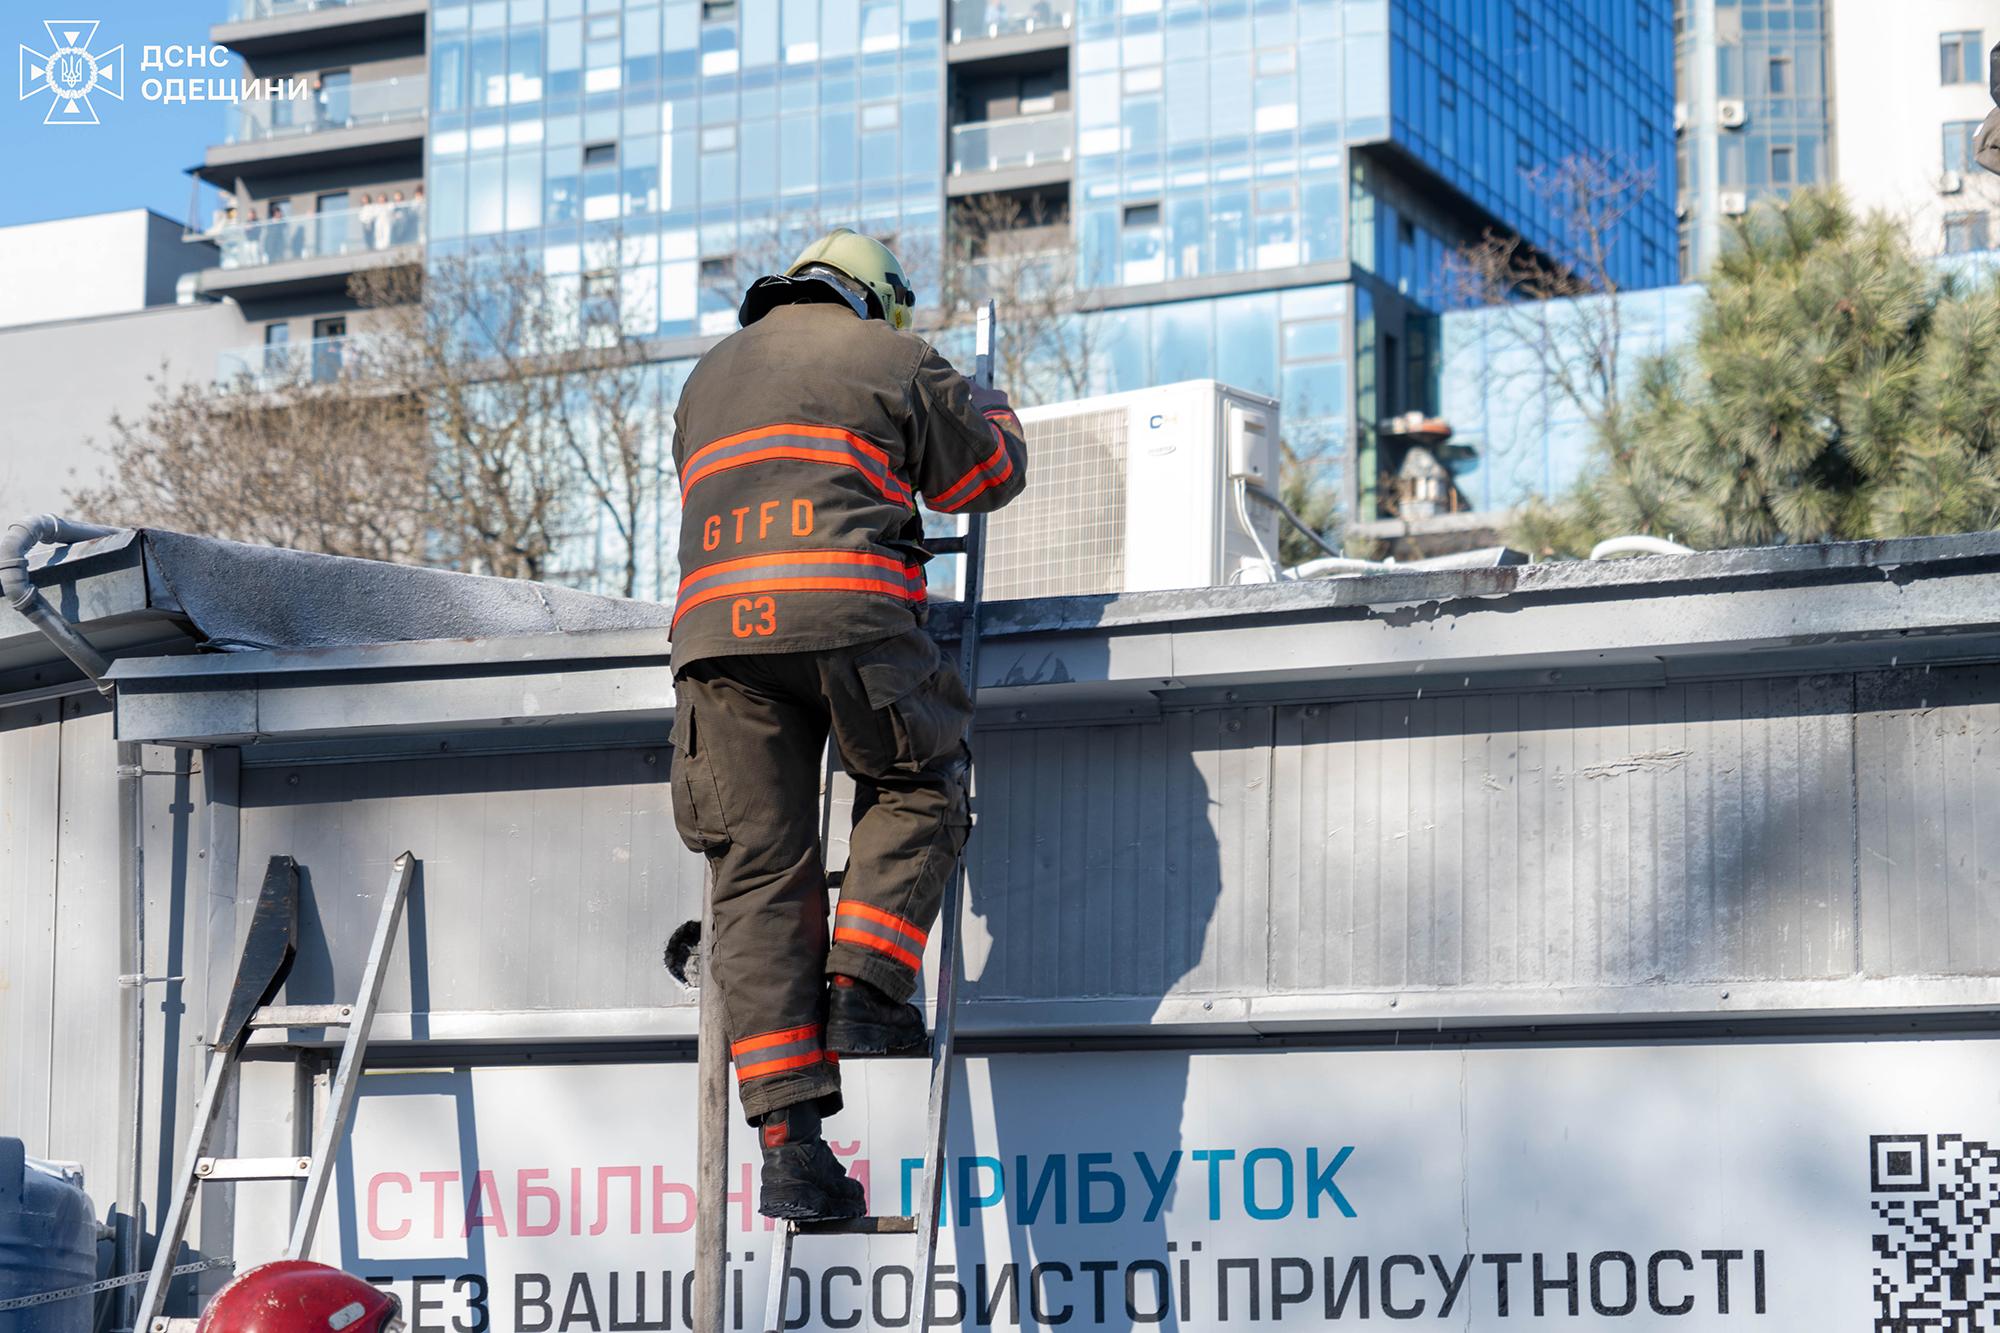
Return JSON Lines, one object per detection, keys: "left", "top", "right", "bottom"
{"left": 197, "top": 1262, "right": 402, "bottom": 1333}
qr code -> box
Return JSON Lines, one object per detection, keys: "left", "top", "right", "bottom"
{"left": 1872, "top": 1133, "right": 2000, "bottom": 1330}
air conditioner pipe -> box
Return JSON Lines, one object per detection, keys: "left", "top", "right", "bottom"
{"left": 0, "top": 514, "right": 119, "bottom": 691}
{"left": 1, "top": 514, "right": 147, "bottom": 1333}
{"left": 1287, "top": 555, "right": 1398, "bottom": 578}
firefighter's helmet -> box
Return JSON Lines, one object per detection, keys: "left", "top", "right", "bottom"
{"left": 196, "top": 1262, "right": 402, "bottom": 1333}
{"left": 784, "top": 229, "right": 916, "bottom": 330}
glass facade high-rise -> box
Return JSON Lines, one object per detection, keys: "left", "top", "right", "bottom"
{"left": 1675, "top": 0, "right": 1831, "bottom": 278}
{"left": 427, "top": 0, "right": 948, "bottom": 338}
{"left": 413, "top": 0, "right": 1676, "bottom": 586}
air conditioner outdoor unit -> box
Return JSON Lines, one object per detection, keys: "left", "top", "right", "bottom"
{"left": 1719, "top": 190, "right": 1749, "bottom": 216}
{"left": 1673, "top": 101, "right": 1689, "bottom": 131}
{"left": 1676, "top": 194, "right": 1692, "bottom": 219}
{"left": 964, "top": 380, "right": 1283, "bottom": 599}
{"left": 1717, "top": 98, "right": 1747, "bottom": 128}
{"left": 1940, "top": 171, "right": 1966, "bottom": 194}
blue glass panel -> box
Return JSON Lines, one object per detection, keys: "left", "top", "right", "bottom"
{"left": 1152, "top": 302, "right": 1208, "bottom": 384}
{"left": 1215, "top": 292, "right": 1281, "bottom": 397}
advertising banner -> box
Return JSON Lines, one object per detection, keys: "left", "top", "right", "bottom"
{"left": 333, "top": 1037, "right": 2000, "bottom": 1329}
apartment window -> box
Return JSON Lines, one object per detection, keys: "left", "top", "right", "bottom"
{"left": 261, "top": 322, "right": 290, "bottom": 376}
{"left": 1944, "top": 211, "right": 1991, "bottom": 254}
{"left": 1943, "top": 120, "right": 1981, "bottom": 173}
{"left": 1767, "top": 55, "right": 1789, "bottom": 94}
{"left": 1771, "top": 144, "right": 1794, "bottom": 185}
{"left": 1123, "top": 202, "right": 1161, "bottom": 228}
{"left": 583, "top": 141, "right": 617, "bottom": 167}
{"left": 702, "top": 0, "right": 736, "bottom": 20}
{"left": 699, "top": 256, "right": 735, "bottom": 294}
{"left": 581, "top": 270, "right": 619, "bottom": 332}
{"left": 1941, "top": 30, "right": 1983, "bottom": 85}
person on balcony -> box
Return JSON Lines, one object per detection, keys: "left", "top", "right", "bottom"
{"left": 389, "top": 190, "right": 415, "bottom": 246}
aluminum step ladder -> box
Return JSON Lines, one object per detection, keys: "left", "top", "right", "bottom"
{"left": 689, "top": 304, "right": 1001, "bottom": 1333}
{"left": 135, "top": 852, "right": 417, "bottom": 1333}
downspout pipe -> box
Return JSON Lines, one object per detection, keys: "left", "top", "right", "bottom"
{"left": 0, "top": 514, "right": 119, "bottom": 692}
{"left": 1, "top": 515, "right": 146, "bottom": 1331}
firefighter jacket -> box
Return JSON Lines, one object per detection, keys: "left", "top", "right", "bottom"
{"left": 668, "top": 301, "right": 1028, "bottom": 665}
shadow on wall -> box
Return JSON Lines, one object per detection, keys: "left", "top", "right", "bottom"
{"left": 947, "top": 707, "right": 1255, "bottom": 1331}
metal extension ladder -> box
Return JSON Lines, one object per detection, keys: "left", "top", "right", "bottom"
{"left": 135, "top": 852, "right": 417, "bottom": 1333}
{"left": 689, "top": 304, "right": 1001, "bottom": 1333}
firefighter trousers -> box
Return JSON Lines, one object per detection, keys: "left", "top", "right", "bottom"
{"left": 669, "top": 626, "right": 973, "bottom": 1122}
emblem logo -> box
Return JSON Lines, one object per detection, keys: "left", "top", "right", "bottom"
{"left": 20, "top": 20, "right": 123, "bottom": 125}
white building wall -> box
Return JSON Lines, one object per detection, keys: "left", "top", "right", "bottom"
{"left": 0, "top": 300, "right": 252, "bottom": 517}
{"left": 0, "top": 210, "right": 216, "bottom": 330}
{"left": 1831, "top": 0, "right": 2000, "bottom": 255}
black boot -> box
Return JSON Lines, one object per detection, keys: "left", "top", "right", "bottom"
{"left": 757, "top": 1102, "right": 865, "bottom": 1221}
{"left": 824, "top": 974, "right": 928, "bottom": 1056}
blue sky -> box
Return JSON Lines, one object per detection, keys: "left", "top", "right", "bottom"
{"left": 5, "top": 0, "right": 233, "bottom": 227}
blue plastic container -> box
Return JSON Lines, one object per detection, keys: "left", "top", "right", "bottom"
{"left": 0, "top": 1139, "right": 99, "bottom": 1333}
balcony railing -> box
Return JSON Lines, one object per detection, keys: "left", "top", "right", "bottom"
{"left": 229, "top": 75, "right": 424, "bottom": 143}
{"left": 949, "top": 0, "right": 1074, "bottom": 41}
{"left": 218, "top": 334, "right": 376, "bottom": 389}
{"left": 227, "top": 0, "right": 402, "bottom": 22}
{"left": 211, "top": 200, "right": 422, "bottom": 269}
{"left": 949, "top": 110, "right": 1074, "bottom": 176}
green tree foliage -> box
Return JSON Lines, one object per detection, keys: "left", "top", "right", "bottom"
{"left": 1277, "top": 442, "right": 1343, "bottom": 567}
{"left": 1516, "top": 190, "right": 2000, "bottom": 557}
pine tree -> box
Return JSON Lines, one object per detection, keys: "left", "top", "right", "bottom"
{"left": 1517, "top": 190, "right": 2000, "bottom": 556}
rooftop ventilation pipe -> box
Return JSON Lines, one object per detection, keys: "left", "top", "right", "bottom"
{"left": 0, "top": 514, "right": 119, "bottom": 691}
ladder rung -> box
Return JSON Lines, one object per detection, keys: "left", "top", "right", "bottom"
{"left": 196, "top": 1155, "right": 311, "bottom": 1182}
{"left": 792, "top": 1215, "right": 916, "bottom": 1235}
{"left": 249, "top": 1003, "right": 354, "bottom": 1028}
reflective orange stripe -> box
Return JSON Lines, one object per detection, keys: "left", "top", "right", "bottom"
{"left": 730, "top": 1024, "right": 820, "bottom": 1056}
{"left": 835, "top": 901, "right": 929, "bottom": 949}
{"left": 730, "top": 1024, "right": 827, "bottom": 1083}
{"left": 687, "top": 422, "right": 895, "bottom": 472}
{"left": 833, "top": 900, "right": 929, "bottom": 970}
{"left": 735, "top": 1050, "right": 826, "bottom": 1081}
{"left": 834, "top": 925, "right": 923, "bottom": 970}
{"left": 931, "top": 428, "right": 1016, "bottom": 513}
{"left": 674, "top": 576, "right": 924, "bottom": 627}
{"left": 678, "top": 549, "right": 917, "bottom": 592}
{"left": 672, "top": 550, "right": 927, "bottom": 629}
{"left": 682, "top": 423, "right": 911, "bottom": 506}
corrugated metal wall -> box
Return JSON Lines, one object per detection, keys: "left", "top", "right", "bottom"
{"left": 0, "top": 698, "right": 222, "bottom": 1278}
{"left": 9, "top": 659, "right": 2000, "bottom": 1263}
{"left": 222, "top": 665, "right": 2000, "bottom": 1022}
{"left": 236, "top": 747, "right": 697, "bottom": 1021}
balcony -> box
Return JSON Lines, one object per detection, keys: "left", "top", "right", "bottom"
{"left": 948, "top": 0, "right": 1073, "bottom": 59}
{"left": 196, "top": 201, "right": 422, "bottom": 300}
{"left": 217, "top": 333, "right": 378, "bottom": 391}
{"left": 231, "top": 76, "right": 424, "bottom": 143}
{"left": 200, "top": 76, "right": 425, "bottom": 179}
{"left": 213, "top": 0, "right": 427, "bottom": 58}
{"left": 216, "top": 200, "right": 422, "bottom": 269}
{"left": 947, "top": 110, "right": 1074, "bottom": 195}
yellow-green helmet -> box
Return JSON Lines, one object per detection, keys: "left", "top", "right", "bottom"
{"left": 785, "top": 229, "right": 916, "bottom": 330}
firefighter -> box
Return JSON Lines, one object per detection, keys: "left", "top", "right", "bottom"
{"left": 196, "top": 1263, "right": 403, "bottom": 1333}
{"left": 667, "top": 229, "right": 1026, "bottom": 1220}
